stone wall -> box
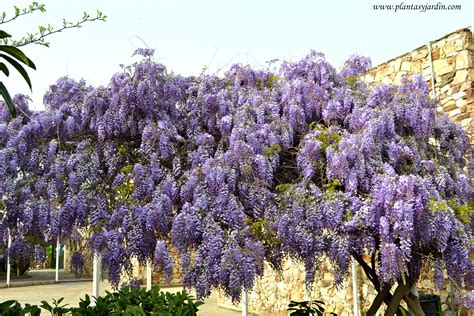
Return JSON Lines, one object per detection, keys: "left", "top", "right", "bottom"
{"left": 131, "top": 246, "right": 182, "bottom": 286}
{"left": 362, "top": 27, "right": 473, "bottom": 145}
{"left": 217, "top": 27, "right": 474, "bottom": 315}
{"left": 218, "top": 258, "right": 378, "bottom": 316}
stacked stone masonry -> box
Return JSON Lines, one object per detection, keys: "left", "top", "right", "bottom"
{"left": 362, "top": 27, "right": 473, "bottom": 147}
{"left": 131, "top": 27, "right": 473, "bottom": 315}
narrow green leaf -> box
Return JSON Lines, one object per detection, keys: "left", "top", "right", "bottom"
{"left": 0, "top": 299, "right": 17, "bottom": 309}
{"left": 0, "top": 62, "right": 9, "bottom": 76}
{"left": 0, "top": 81, "right": 16, "bottom": 117}
{"left": 0, "top": 31, "right": 11, "bottom": 39}
{"left": 0, "top": 53, "right": 32, "bottom": 89}
{"left": 0, "top": 45, "right": 36, "bottom": 69}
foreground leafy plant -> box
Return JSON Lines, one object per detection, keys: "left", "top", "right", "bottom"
{"left": 0, "top": 286, "right": 204, "bottom": 315}
{"left": 40, "top": 297, "right": 71, "bottom": 316}
{"left": 0, "top": 299, "right": 41, "bottom": 316}
{"left": 287, "top": 300, "right": 337, "bottom": 316}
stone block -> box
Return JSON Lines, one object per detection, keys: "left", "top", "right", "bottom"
{"left": 394, "top": 59, "right": 401, "bottom": 72}
{"left": 437, "top": 71, "right": 455, "bottom": 85}
{"left": 383, "top": 66, "right": 395, "bottom": 76}
{"left": 455, "top": 97, "right": 467, "bottom": 108}
{"left": 460, "top": 118, "right": 472, "bottom": 128}
{"left": 411, "top": 60, "right": 422, "bottom": 73}
{"left": 455, "top": 113, "right": 471, "bottom": 121}
{"left": 453, "top": 70, "right": 468, "bottom": 85}
{"left": 454, "top": 39, "right": 464, "bottom": 50}
{"left": 452, "top": 91, "right": 467, "bottom": 100}
{"left": 422, "top": 67, "right": 432, "bottom": 77}
{"left": 444, "top": 40, "right": 456, "bottom": 54}
{"left": 433, "top": 59, "right": 453, "bottom": 75}
{"left": 443, "top": 100, "right": 457, "bottom": 112}
{"left": 440, "top": 84, "right": 450, "bottom": 94}
{"left": 466, "top": 88, "right": 474, "bottom": 99}
{"left": 400, "top": 61, "right": 411, "bottom": 72}
{"left": 364, "top": 75, "right": 374, "bottom": 83}
{"left": 447, "top": 55, "right": 457, "bottom": 65}
{"left": 455, "top": 51, "right": 471, "bottom": 70}
{"left": 381, "top": 77, "right": 393, "bottom": 84}
{"left": 450, "top": 83, "right": 462, "bottom": 94}
{"left": 448, "top": 108, "right": 461, "bottom": 117}
{"left": 375, "top": 71, "right": 382, "bottom": 82}
{"left": 411, "top": 48, "right": 428, "bottom": 61}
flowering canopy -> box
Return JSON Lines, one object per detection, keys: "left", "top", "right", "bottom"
{"left": 0, "top": 50, "right": 472, "bottom": 305}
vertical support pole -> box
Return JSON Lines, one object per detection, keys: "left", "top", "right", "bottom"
{"left": 146, "top": 260, "right": 152, "bottom": 291}
{"left": 92, "top": 252, "right": 100, "bottom": 299}
{"left": 351, "top": 259, "right": 359, "bottom": 316}
{"left": 55, "top": 239, "right": 60, "bottom": 282}
{"left": 427, "top": 41, "right": 437, "bottom": 99}
{"left": 6, "top": 233, "right": 11, "bottom": 287}
{"left": 449, "top": 281, "right": 455, "bottom": 316}
{"left": 242, "top": 288, "right": 248, "bottom": 316}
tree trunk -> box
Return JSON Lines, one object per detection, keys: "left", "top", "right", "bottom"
{"left": 385, "top": 283, "right": 410, "bottom": 316}
{"left": 405, "top": 290, "right": 425, "bottom": 316}
{"left": 367, "top": 285, "right": 391, "bottom": 315}
{"left": 354, "top": 255, "right": 407, "bottom": 316}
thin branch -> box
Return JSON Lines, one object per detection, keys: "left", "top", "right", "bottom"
{"left": 11, "top": 14, "right": 106, "bottom": 48}
{"left": 0, "top": 3, "right": 46, "bottom": 25}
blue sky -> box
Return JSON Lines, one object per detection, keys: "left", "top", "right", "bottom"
{"left": 2, "top": 0, "right": 473, "bottom": 110}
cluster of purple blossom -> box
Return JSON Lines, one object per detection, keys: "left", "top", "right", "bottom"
{"left": 0, "top": 50, "right": 472, "bottom": 302}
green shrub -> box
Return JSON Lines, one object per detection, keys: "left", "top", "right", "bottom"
{"left": 0, "top": 286, "right": 204, "bottom": 315}
{"left": 287, "top": 300, "right": 337, "bottom": 316}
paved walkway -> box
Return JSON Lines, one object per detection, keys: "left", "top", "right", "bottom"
{"left": 0, "top": 269, "right": 91, "bottom": 288}
{"left": 0, "top": 269, "right": 244, "bottom": 315}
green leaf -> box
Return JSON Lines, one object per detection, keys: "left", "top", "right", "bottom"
{"left": 0, "top": 31, "right": 11, "bottom": 39}
{"left": 0, "top": 62, "right": 9, "bottom": 76}
{"left": 124, "top": 305, "right": 146, "bottom": 316}
{"left": 0, "top": 54, "right": 32, "bottom": 89}
{"left": 0, "top": 45, "right": 36, "bottom": 69}
{"left": 40, "top": 300, "right": 53, "bottom": 311}
{"left": 0, "top": 300, "right": 18, "bottom": 311}
{"left": 0, "top": 81, "right": 15, "bottom": 117}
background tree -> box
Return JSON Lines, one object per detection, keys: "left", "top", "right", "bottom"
{"left": 0, "top": 1, "right": 106, "bottom": 117}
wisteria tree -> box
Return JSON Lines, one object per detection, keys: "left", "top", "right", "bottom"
{"left": 0, "top": 49, "right": 472, "bottom": 315}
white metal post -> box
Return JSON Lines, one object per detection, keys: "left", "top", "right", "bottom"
{"left": 55, "top": 239, "right": 60, "bottom": 282}
{"left": 146, "top": 260, "right": 152, "bottom": 290}
{"left": 6, "top": 233, "right": 11, "bottom": 287}
{"left": 92, "top": 252, "right": 100, "bottom": 299}
{"left": 449, "top": 281, "right": 455, "bottom": 316}
{"left": 352, "top": 259, "right": 359, "bottom": 316}
{"left": 242, "top": 288, "right": 248, "bottom": 316}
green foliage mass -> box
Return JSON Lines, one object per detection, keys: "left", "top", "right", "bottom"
{"left": 0, "top": 286, "right": 204, "bottom": 316}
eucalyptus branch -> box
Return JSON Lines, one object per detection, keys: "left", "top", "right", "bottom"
{"left": 0, "top": 2, "right": 46, "bottom": 25}
{"left": 4, "top": 11, "right": 107, "bottom": 48}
